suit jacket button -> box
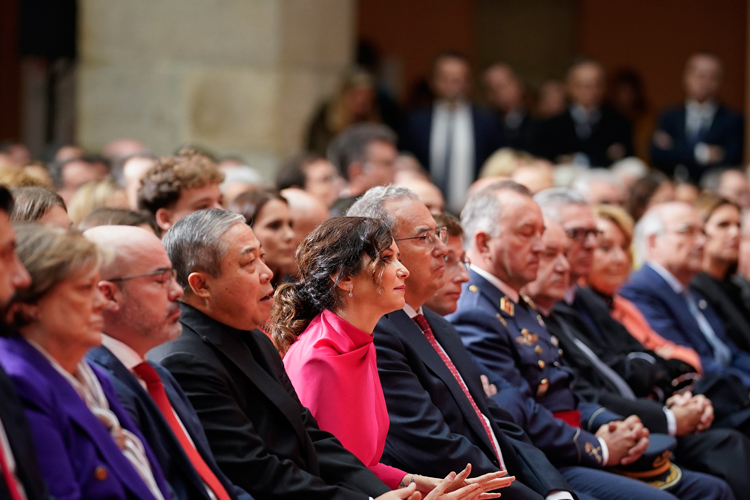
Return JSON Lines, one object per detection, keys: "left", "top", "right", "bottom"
{"left": 538, "top": 360, "right": 545, "bottom": 368}
{"left": 534, "top": 345, "right": 543, "bottom": 354}
{"left": 95, "top": 466, "right": 108, "bottom": 481}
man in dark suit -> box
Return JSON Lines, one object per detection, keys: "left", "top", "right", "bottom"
{"left": 536, "top": 59, "right": 632, "bottom": 167}
{"left": 448, "top": 181, "right": 734, "bottom": 500}
{"left": 347, "top": 186, "right": 578, "bottom": 500}
{"left": 400, "top": 52, "right": 504, "bottom": 211}
{"left": 620, "top": 201, "right": 750, "bottom": 389}
{"left": 651, "top": 53, "right": 744, "bottom": 183}
{"left": 83, "top": 225, "right": 254, "bottom": 500}
{"left": 519, "top": 202, "right": 750, "bottom": 499}
{"left": 0, "top": 185, "right": 47, "bottom": 500}
{"left": 148, "top": 209, "right": 405, "bottom": 500}
{"left": 483, "top": 63, "right": 538, "bottom": 155}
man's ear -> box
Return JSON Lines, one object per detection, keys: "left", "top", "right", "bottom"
{"left": 188, "top": 272, "right": 210, "bottom": 299}
{"left": 155, "top": 208, "right": 173, "bottom": 232}
{"left": 474, "top": 231, "right": 492, "bottom": 256}
{"left": 98, "top": 281, "right": 122, "bottom": 313}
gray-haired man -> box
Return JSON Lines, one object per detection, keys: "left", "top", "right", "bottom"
{"left": 148, "top": 209, "right": 403, "bottom": 500}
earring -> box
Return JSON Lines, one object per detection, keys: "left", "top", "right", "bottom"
{"left": 348, "top": 285, "right": 353, "bottom": 297}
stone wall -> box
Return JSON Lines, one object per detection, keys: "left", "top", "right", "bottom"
{"left": 78, "top": 0, "right": 355, "bottom": 177}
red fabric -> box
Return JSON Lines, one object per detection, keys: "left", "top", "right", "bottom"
{"left": 0, "top": 442, "right": 23, "bottom": 500}
{"left": 412, "top": 314, "right": 503, "bottom": 468}
{"left": 283, "top": 310, "right": 406, "bottom": 489}
{"left": 133, "top": 362, "right": 231, "bottom": 500}
{"left": 552, "top": 410, "right": 581, "bottom": 429}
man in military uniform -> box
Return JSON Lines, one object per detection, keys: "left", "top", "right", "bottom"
{"left": 448, "top": 180, "right": 733, "bottom": 500}
{"left": 530, "top": 187, "right": 750, "bottom": 499}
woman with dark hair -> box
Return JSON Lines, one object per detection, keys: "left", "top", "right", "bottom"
{"left": 0, "top": 224, "right": 170, "bottom": 499}
{"left": 272, "top": 217, "right": 510, "bottom": 500}
{"left": 228, "top": 188, "right": 296, "bottom": 284}
{"left": 691, "top": 193, "right": 750, "bottom": 352}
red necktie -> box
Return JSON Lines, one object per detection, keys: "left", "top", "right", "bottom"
{"left": 412, "top": 314, "right": 504, "bottom": 468}
{"left": 0, "top": 440, "right": 24, "bottom": 500}
{"left": 133, "top": 362, "right": 231, "bottom": 500}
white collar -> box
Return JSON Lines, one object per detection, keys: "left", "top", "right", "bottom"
{"left": 646, "top": 261, "right": 684, "bottom": 294}
{"left": 469, "top": 264, "right": 520, "bottom": 303}
{"left": 102, "top": 334, "right": 145, "bottom": 371}
{"left": 686, "top": 99, "right": 717, "bottom": 114}
{"left": 403, "top": 303, "right": 424, "bottom": 319}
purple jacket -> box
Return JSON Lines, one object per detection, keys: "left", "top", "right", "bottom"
{"left": 0, "top": 335, "right": 171, "bottom": 500}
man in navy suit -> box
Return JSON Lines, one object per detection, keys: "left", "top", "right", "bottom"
{"left": 620, "top": 201, "right": 750, "bottom": 388}
{"left": 84, "top": 225, "right": 254, "bottom": 500}
{"left": 448, "top": 180, "right": 733, "bottom": 500}
{"left": 0, "top": 185, "right": 48, "bottom": 500}
{"left": 536, "top": 59, "right": 632, "bottom": 167}
{"left": 651, "top": 53, "right": 744, "bottom": 183}
{"left": 400, "top": 52, "right": 504, "bottom": 211}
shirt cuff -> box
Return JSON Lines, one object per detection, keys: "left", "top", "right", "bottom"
{"left": 695, "top": 142, "right": 711, "bottom": 164}
{"left": 664, "top": 407, "right": 677, "bottom": 436}
{"left": 546, "top": 491, "right": 575, "bottom": 500}
{"left": 597, "top": 437, "right": 610, "bottom": 466}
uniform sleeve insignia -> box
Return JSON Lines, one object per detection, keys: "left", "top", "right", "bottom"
{"left": 499, "top": 297, "right": 515, "bottom": 316}
{"left": 585, "top": 442, "right": 603, "bottom": 464}
{"left": 516, "top": 328, "right": 538, "bottom": 346}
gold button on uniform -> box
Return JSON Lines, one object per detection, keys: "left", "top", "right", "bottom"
{"left": 94, "top": 466, "right": 108, "bottom": 481}
{"left": 538, "top": 360, "right": 545, "bottom": 369}
{"left": 534, "top": 346, "right": 543, "bottom": 354}
{"left": 469, "top": 285, "right": 478, "bottom": 293}
{"left": 536, "top": 378, "right": 549, "bottom": 397}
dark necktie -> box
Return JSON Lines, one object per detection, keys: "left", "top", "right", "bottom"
{"left": 133, "top": 362, "right": 231, "bottom": 500}
{"left": 412, "top": 314, "right": 503, "bottom": 467}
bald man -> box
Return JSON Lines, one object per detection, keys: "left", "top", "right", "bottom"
{"left": 84, "top": 226, "right": 254, "bottom": 500}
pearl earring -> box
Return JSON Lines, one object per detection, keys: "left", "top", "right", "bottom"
{"left": 348, "top": 285, "right": 353, "bottom": 297}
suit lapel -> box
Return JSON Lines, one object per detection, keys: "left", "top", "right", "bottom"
{"left": 14, "top": 341, "right": 159, "bottom": 500}
{"left": 185, "top": 312, "right": 311, "bottom": 452}
{"left": 387, "top": 310, "right": 497, "bottom": 455}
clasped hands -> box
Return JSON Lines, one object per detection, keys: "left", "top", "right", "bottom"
{"left": 667, "top": 391, "right": 713, "bottom": 436}
{"left": 384, "top": 464, "right": 515, "bottom": 500}
{"left": 595, "top": 415, "right": 650, "bottom": 466}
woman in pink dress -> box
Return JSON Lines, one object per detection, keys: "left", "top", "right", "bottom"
{"left": 271, "top": 217, "right": 511, "bottom": 500}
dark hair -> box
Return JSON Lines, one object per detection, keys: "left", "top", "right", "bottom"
{"left": 0, "top": 186, "right": 13, "bottom": 214}
{"left": 270, "top": 216, "right": 394, "bottom": 354}
{"left": 431, "top": 50, "right": 471, "bottom": 77}
{"left": 137, "top": 148, "right": 224, "bottom": 215}
{"left": 78, "top": 207, "right": 160, "bottom": 234}
{"left": 9, "top": 186, "right": 66, "bottom": 223}
{"left": 695, "top": 192, "right": 740, "bottom": 223}
{"left": 327, "top": 123, "right": 397, "bottom": 180}
{"left": 627, "top": 171, "right": 672, "bottom": 221}
{"left": 48, "top": 157, "right": 89, "bottom": 188}
{"left": 227, "top": 187, "right": 287, "bottom": 227}
{"left": 276, "top": 153, "right": 326, "bottom": 191}
{"left": 433, "top": 213, "right": 463, "bottom": 238}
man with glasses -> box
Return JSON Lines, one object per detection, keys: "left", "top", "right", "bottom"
{"left": 349, "top": 185, "right": 578, "bottom": 500}
{"left": 621, "top": 201, "right": 750, "bottom": 389}
{"left": 84, "top": 225, "right": 255, "bottom": 500}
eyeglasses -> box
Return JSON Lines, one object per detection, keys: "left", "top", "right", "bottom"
{"left": 445, "top": 254, "right": 470, "bottom": 270}
{"left": 564, "top": 227, "right": 602, "bottom": 243}
{"left": 395, "top": 227, "right": 448, "bottom": 248}
{"left": 108, "top": 268, "right": 177, "bottom": 287}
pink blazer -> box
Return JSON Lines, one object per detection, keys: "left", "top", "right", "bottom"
{"left": 283, "top": 310, "right": 406, "bottom": 489}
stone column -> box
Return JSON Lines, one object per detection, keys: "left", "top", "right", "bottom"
{"left": 77, "top": 0, "right": 355, "bottom": 176}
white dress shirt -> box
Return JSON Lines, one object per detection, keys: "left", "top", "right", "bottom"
{"left": 685, "top": 100, "right": 718, "bottom": 164}
{"left": 102, "top": 335, "right": 218, "bottom": 500}
{"left": 430, "top": 100, "right": 475, "bottom": 212}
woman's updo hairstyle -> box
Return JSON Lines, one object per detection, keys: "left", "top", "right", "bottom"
{"left": 271, "top": 216, "right": 393, "bottom": 354}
